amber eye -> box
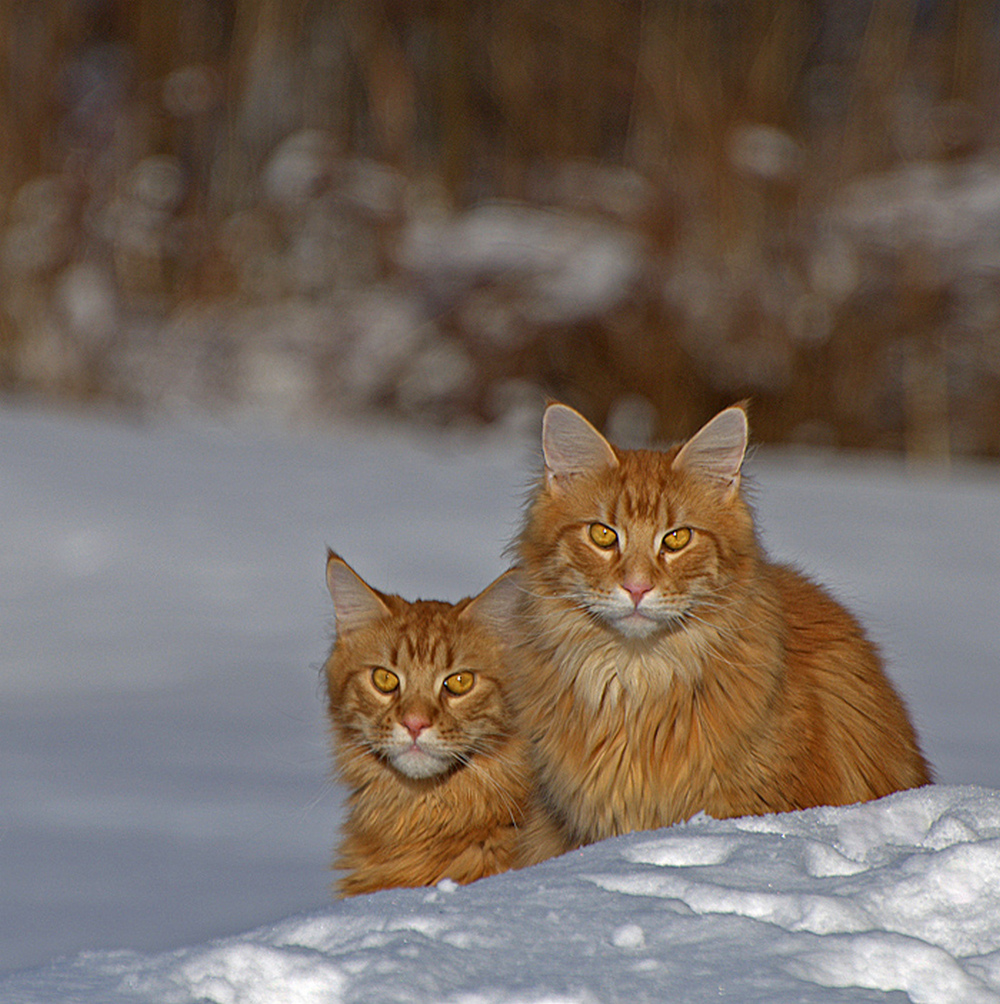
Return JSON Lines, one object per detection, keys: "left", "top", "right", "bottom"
{"left": 588, "top": 523, "right": 618, "bottom": 549}
{"left": 371, "top": 667, "right": 400, "bottom": 693}
{"left": 443, "top": 671, "right": 475, "bottom": 696}
{"left": 661, "top": 527, "right": 692, "bottom": 553}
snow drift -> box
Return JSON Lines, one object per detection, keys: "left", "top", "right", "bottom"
{"left": 7, "top": 786, "right": 1000, "bottom": 1003}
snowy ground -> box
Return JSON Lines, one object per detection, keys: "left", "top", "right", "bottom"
{"left": 1, "top": 402, "right": 998, "bottom": 1002}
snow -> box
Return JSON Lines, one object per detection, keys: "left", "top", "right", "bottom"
{"left": 398, "top": 203, "right": 643, "bottom": 325}
{"left": 1, "top": 403, "right": 999, "bottom": 1003}
{"left": 10, "top": 788, "right": 1000, "bottom": 1003}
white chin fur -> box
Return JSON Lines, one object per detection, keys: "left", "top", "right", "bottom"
{"left": 389, "top": 746, "right": 453, "bottom": 779}
{"left": 608, "top": 612, "right": 663, "bottom": 638}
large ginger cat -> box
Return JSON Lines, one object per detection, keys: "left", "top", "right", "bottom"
{"left": 324, "top": 551, "right": 533, "bottom": 896}
{"left": 511, "top": 403, "right": 931, "bottom": 862}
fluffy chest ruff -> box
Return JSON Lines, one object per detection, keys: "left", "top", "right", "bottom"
{"left": 335, "top": 731, "right": 534, "bottom": 896}
{"left": 515, "top": 597, "right": 784, "bottom": 846}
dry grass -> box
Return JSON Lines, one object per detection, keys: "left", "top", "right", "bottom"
{"left": 1, "top": 0, "right": 999, "bottom": 457}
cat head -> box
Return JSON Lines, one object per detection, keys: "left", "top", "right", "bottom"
{"left": 325, "top": 552, "right": 520, "bottom": 781}
{"left": 520, "top": 402, "right": 756, "bottom": 639}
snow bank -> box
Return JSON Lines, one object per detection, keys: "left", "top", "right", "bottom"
{"left": 6, "top": 785, "right": 1000, "bottom": 1003}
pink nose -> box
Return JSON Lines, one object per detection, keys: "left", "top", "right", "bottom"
{"left": 402, "top": 713, "right": 431, "bottom": 740}
{"left": 622, "top": 580, "right": 653, "bottom": 606}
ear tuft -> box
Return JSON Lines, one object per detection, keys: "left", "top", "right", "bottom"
{"left": 460, "top": 568, "right": 522, "bottom": 634}
{"left": 326, "top": 552, "right": 390, "bottom": 634}
{"left": 672, "top": 406, "right": 748, "bottom": 490}
{"left": 542, "top": 403, "right": 618, "bottom": 489}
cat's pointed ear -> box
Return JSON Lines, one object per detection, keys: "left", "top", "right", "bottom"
{"left": 326, "top": 550, "right": 390, "bottom": 634}
{"left": 460, "top": 568, "right": 522, "bottom": 634}
{"left": 672, "top": 406, "right": 749, "bottom": 494}
{"left": 542, "top": 403, "right": 618, "bottom": 490}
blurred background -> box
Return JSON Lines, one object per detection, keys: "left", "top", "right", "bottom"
{"left": 2, "top": 0, "right": 1000, "bottom": 457}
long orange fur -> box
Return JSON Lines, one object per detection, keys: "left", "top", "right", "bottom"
{"left": 510, "top": 403, "right": 931, "bottom": 863}
{"left": 324, "top": 552, "right": 535, "bottom": 896}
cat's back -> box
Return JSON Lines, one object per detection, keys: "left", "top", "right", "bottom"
{"left": 764, "top": 561, "right": 932, "bottom": 797}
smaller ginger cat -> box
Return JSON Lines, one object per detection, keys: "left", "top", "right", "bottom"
{"left": 324, "top": 551, "right": 533, "bottom": 896}
{"left": 510, "top": 402, "right": 932, "bottom": 864}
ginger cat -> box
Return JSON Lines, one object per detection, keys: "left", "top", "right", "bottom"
{"left": 510, "top": 403, "right": 931, "bottom": 862}
{"left": 324, "top": 551, "right": 533, "bottom": 896}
